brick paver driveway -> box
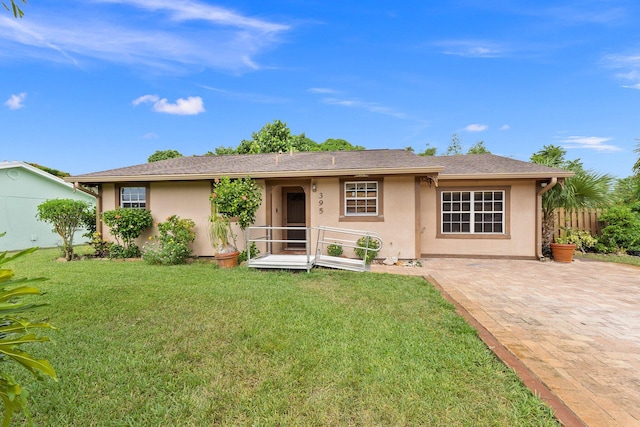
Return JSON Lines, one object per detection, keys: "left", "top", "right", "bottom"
{"left": 373, "top": 258, "right": 640, "bottom": 427}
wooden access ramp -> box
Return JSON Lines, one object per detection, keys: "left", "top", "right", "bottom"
{"left": 246, "top": 226, "right": 383, "bottom": 273}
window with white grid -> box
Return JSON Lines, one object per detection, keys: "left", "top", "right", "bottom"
{"left": 441, "top": 190, "right": 504, "bottom": 234}
{"left": 120, "top": 187, "right": 147, "bottom": 209}
{"left": 344, "top": 181, "right": 378, "bottom": 216}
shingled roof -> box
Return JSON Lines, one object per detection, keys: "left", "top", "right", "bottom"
{"left": 67, "top": 149, "right": 572, "bottom": 184}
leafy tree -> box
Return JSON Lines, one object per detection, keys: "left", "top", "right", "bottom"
{"left": 418, "top": 143, "right": 437, "bottom": 156}
{"left": 148, "top": 150, "right": 183, "bottom": 163}
{"left": 210, "top": 177, "right": 262, "bottom": 230}
{"left": 3, "top": 0, "right": 25, "bottom": 18}
{"left": 317, "top": 138, "right": 364, "bottom": 151}
{"left": 467, "top": 141, "right": 490, "bottom": 154}
{"left": 530, "top": 145, "right": 614, "bottom": 255}
{"left": 445, "top": 134, "right": 463, "bottom": 155}
{"left": 291, "top": 133, "right": 319, "bottom": 152}
{"left": 204, "top": 146, "right": 237, "bottom": 156}
{"left": 36, "top": 199, "right": 93, "bottom": 261}
{"left": 0, "top": 234, "right": 57, "bottom": 426}
{"left": 612, "top": 176, "right": 640, "bottom": 205}
{"left": 237, "top": 120, "right": 294, "bottom": 154}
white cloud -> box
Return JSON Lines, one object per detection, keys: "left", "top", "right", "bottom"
{"left": 322, "top": 97, "right": 409, "bottom": 120}
{"left": 464, "top": 123, "right": 488, "bottom": 132}
{"left": 4, "top": 92, "right": 26, "bottom": 110}
{"left": 96, "top": 0, "right": 288, "bottom": 32}
{"left": 558, "top": 135, "right": 622, "bottom": 152}
{"left": 133, "top": 94, "right": 205, "bottom": 115}
{"left": 0, "top": 1, "right": 290, "bottom": 73}
{"left": 308, "top": 87, "right": 339, "bottom": 94}
{"left": 500, "top": 124, "right": 510, "bottom": 130}
{"left": 132, "top": 94, "right": 160, "bottom": 106}
{"left": 602, "top": 53, "right": 640, "bottom": 88}
{"left": 142, "top": 132, "right": 158, "bottom": 139}
{"left": 435, "top": 40, "right": 506, "bottom": 58}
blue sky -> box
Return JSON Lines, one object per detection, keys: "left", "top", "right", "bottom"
{"left": 1, "top": 0, "right": 639, "bottom": 177}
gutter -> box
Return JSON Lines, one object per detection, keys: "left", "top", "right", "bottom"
{"left": 64, "top": 166, "right": 446, "bottom": 184}
{"left": 536, "top": 177, "right": 558, "bottom": 260}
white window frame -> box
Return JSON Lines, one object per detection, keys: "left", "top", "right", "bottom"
{"left": 344, "top": 181, "right": 379, "bottom": 216}
{"left": 120, "top": 186, "right": 147, "bottom": 209}
{"left": 441, "top": 190, "right": 505, "bottom": 234}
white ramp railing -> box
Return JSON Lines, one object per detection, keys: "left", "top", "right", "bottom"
{"left": 245, "top": 225, "right": 383, "bottom": 273}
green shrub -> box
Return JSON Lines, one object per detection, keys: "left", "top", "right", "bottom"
{"left": 109, "top": 243, "right": 141, "bottom": 259}
{"left": 327, "top": 243, "right": 343, "bottom": 257}
{"left": 354, "top": 236, "right": 380, "bottom": 264}
{"left": 555, "top": 228, "right": 597, "bottom": 253}
{"left": 88, "top": 232, "right": 110, "bottom": 258}
{"left": 102, "top": 208, "right": 153, "bottom": 257}
{"left": 598, "top": 205, "right": 640, "bottom": 253}
{"left": 237, "top": 242, "right": 260, "bottom": 263}
{"left": 143, "top": 215, "right": 196, "bottom": 265}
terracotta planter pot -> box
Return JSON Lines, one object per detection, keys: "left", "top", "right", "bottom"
{"left": 215, "top": 251, "right": 239, "bottom": 268}
{"left": 550, "top": 243, "right": 577, "bottom": 263}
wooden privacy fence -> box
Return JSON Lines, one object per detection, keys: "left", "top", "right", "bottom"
{"left": 553, "top": 208, "right": 602, "bottom": 238}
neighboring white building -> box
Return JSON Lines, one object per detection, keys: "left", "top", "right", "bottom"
{"left": 0, "top": 161, "right": 96, "bottom": 251}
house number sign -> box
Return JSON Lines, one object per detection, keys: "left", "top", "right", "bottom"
{"left": 318, "top": 192, "right": 324, "bottom": 214}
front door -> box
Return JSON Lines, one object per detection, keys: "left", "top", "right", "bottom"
{"left": 284, "top": 189, "right": 306, "bottom": 249}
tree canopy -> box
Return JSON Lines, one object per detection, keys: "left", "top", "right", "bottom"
{"left": 467, "top": 141, "right": 490, "bottom": 154}
{"left": 148, "top": 149, "right": 183, "bottom": 162}
{"left": 212, "top": 120, "right": 363, "bottom": 155}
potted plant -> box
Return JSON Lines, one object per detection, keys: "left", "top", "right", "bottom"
{"left": 209, "top": 176, "right": 262, "bottom": 268}
{"left": 531, "top": 145, "right": 613, "bottom": 258}
{"left": 208, "top": 211, "right": 239, "bottom": 268}
{"left": 549, "top": 236, "right": 577, "bottom": 263}
{"left": 550, "top": 227, "right": 597, "bottom": 262}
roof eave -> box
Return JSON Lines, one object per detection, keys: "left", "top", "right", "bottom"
{"left": 439, "top": 171, "right": 575, "bottom": 180}
{"left": 66, "top": 166, "right": 446, "bottom": 184}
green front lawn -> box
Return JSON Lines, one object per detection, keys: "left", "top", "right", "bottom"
{"left": 7, "top": 248, "right": 558, "bottom": 426}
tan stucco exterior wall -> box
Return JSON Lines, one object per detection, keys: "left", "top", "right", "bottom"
{"left": 420, "top": 179, "right": 537, "bottom": 258}
{"left": 99, "top": 180, "right": 267, "bottom": 257}
{"left": 309, "top": 176, "right": 419, "bottom": 259}
{"left": 97, "top": 177, "right": 538, "bottom": 260}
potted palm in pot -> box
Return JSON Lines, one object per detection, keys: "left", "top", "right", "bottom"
{"left": 531, "top": 145, "right": 613, "bottom": 261}
{"left": 209, "top": 176, "right": 262, "bottom": 268}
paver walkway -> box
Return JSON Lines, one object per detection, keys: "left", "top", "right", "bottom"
{"left": 372, "top": 258, "right": 640, "bottom": 427}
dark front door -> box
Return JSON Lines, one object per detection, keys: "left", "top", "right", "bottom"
{"left": 284, "top": 190, "right": 306, "bottom": 249}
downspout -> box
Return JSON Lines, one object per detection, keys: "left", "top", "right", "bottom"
{"left": 536, "top": 177, "right": 557, "bottom": 260}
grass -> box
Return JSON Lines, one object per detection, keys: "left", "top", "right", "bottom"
{"left": 576, "top": 252, "right": 640, "bottom": 267}
{"left": 6, "top": 248, "right": 559, "bottom": 426}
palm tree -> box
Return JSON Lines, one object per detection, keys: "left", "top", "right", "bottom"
{"left": 531, "top": 145, "right": 614, "bottom": 255}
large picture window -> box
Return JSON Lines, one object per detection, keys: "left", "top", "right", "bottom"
{"left": 441, "top": 190, "right": 505, "bottom": 234}
{"left": 120, "top": 186, "right": 147, "bottom": 209}
{"left": 344, "top": 181, "right": 378, "bottom": 216}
